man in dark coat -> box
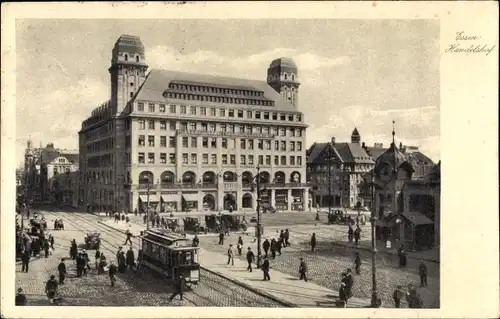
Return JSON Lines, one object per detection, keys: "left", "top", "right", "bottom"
{"left": 15, "top": 288, "right": 27, "bottom": 306}
{"left": 126, "top": 247, "right": 135, "bottom": 270}
{"left": 43, "top": 239, "right": 50, "bottom": 258}
{"left": 299, "top": 258, "right": 308, "bottom": 282}
{"left": 347, "top": 225, "right": 354, "bottom": 243}
{"left": 82, "top": 249, "right": 91, "bottom": 271}
{"left": 344, "top": 268, "right": 354, "bottom": 299}
{"left": 70, "top": 239, "right": 77, "bottom": 260}
{"left": 108, "top": 261, "right": 117, "bottom": 287}
{"left": 354, "top": 226, "right": 361, "bottom": 246}
{"left": 279, "top": 230, "right": 285, "bottom": 247}
{"left": 192, "top": 235, "right": 199, "bottom": 247}
{"left": 284, "top": 229, "right": 290, "bottom": 247}
{"left": 352, "top": 251, "right": 361, "bottom": 274}
{"left": 310, "top": 233, "right": 317, "bottom": 252}
{"left": 118, "top": 251, "right": 126, "bottom": 273}
{"left": 246, "top": 247, "right": 255, "bottom": 272}
{"left": 397, "top": 246, "right": 407, "bottom": 268}
{"left": 339, "top": 272, "right": 348, "bottom": 307}
{"left": 45, "top": 275, "right": 58, "bottom": 304}
{"left": 262, "top": 239, "right": 270, "bottom": 258}
{"left": 58, "top": 259, "right": 66, "bottom": 284}
{"left": 418, "top": 262, "right": 428, "bottom": 287}
{"left": 21, "top": 250, "right": 30, "bottom": 273}
{"left": 406, "top": 284, "right": 423, "bottom": 308}
{"left": 49, "top": 235, "right": 55, "bottom": 250}
{"left": 393, "top": 285, "right": 404, "bottom": 308}
{"left": 218, "top": 232, "right": 224, "bottom": 245}
{"left": 76, "top": 253, "right": 84, "bottom": 277}
{"left": 169, "top": 273, "right": 186, "bottom": 301}
{"left": 270, "top": 239, "right": 277, "bottom": 259}
{"left": 261, "top": 257, "right": 270, "bottom": 281}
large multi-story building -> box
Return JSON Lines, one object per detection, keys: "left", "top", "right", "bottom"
{"left": 23, "top": 140, "right": 79, "bottom": 203}
{"left": 306, "top": 128, "right": 375, "bottom": 209}
{"left": 79, "top": 35, "right": 309, "bottom": 214}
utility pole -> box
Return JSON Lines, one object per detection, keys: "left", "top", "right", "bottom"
{"left": 328, "top": 143, "right": 333, "bottom": 214}
{"left": 370, "top": 174, "right": 380, "bottom": 307}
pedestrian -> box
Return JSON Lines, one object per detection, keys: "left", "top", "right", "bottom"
{"left": 15, "top": 288, "right": 27, "bottom": 306}
{"left": 406, "top": 284, "right": 423, "bottom": 308}
{"left": 262, "top": 239, "right": 270, "bottom": 258}
{"left": 118, "top": 251, "right": 126, "bottom": 273}
{"left": 279, "top": 230, "right": 285, "bottom": 247}
{"left": 134, "top": 208, "right": 138, "bottom": 216}
{"left": 95, "top": 249, "right": 101, "bottom": 269}
{"left": 43, "top": 239, "right": 50, "bottom": 258}
{"left": 354, "top": 252, "right": 361, "bottom": 275}
{"left": 397, "top": 246, "right": 407, "bottom": 268}
{"left": 169, "top": 273, "right": 185, "bottom": 301}
{"left": 348, "top": 225, "right": 354, "bottom": 243}
{"left": 339, "top": 272, "right": 348, "bottom": 307}
{"left": 143, "top": 214, "right": 147, "bottom": 224}
{"left": 393, "top": 285, "right": 404, "bottom": 308}
{"left": 237, "top": 236, "right": 243, "bottom": 255}
{"left": 192, "top": 235, "right": 199, "bottom": 247}
{"left": 76, "top": 253, "right": 84, "bottom": 277}
{"left": 151, "top": 217, "right": 156, "bottom": 227}
{"left": 261, "top": 257, "right": 270, "bottom": 281}
{"left": 124, "top": 230, "right": 133, "bottom": 246}
{"left": 418, "top": 262, "right": 428, "bottom": 287}
{"left": 108, "top": 261, "right": 117, "bottom": 287}
{"left": 246, "top": 247, "right": 255, "bottom": 272}
{"left": 299, "top": 257, "right": 308, "bottom": 282}
{"left": 58, "top": 259, "right": 66, "bottom": 284}
{"left": 227, "top": 244, "right": 235, "bottom": 266}
{"left": 354, "top": 226, "right": 361, "bottom": 246}
{"left": 49, "top": 234, "right": 55, "bottom": 250}
{"left": 284, "top": 229, "right": 290, "bottom": 247}
{"left": 126, "top": 247, "right": 135, "bottom": 270}
{"left": 310, "top": 233, "right": 317, "bottom": 252}
{"left": 218, "top": 232, "right": 224, "bottom": 245}
{"left": 45, "top": 275, "right": 58, "bottom": 304}
{"left": 98, "top": 254, "right": 107, "bottom": 274}
{"left": 70, "top": 239, "right": 77, "bottom": 260}
{"left": 344, "top": 268, "right": 354, "bottom": 299}
{"left": 21, "top": 250, "right": 30, "bottom": 273}
{"left": 270, "top": 238, "right": 277, "bottom": 259}
{"left": 156, "top": 215, "right": 160, "bottom": 227}
{"left": 276, "top": 237, "right": 283, "bottom": 256}
{"left": 116, "top": 247, "right": 122, "bottom": 264}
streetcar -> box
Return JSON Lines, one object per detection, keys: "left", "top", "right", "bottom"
{"left": 139, "top": 229, "right": 200, "bottom": 287}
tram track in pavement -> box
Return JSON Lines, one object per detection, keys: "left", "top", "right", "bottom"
{"left": 43, "top": 210, "right": 289, "bottom": 307}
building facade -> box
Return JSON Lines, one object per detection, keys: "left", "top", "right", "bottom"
{"left": 357, "top": 133, "right": 440, "bottom": 250}
{"left": 79, "top": 35, "right": 309, "bottom": 214}
{"left": 306, "top": 128, "right": 374, "bottom": 209}
{"left": 23, "top": 141, "right": 79, "bottom": 204}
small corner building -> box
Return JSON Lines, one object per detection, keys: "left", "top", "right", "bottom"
{"left": 359, "top": 133, "right": 440, "bottom": 251}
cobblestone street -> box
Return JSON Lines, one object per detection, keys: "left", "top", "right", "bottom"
{"left": 199, "top": 222, "right": 440, "bottom": 308}
{"left": 15, "top": 211, "right": 284, "bottom": 307}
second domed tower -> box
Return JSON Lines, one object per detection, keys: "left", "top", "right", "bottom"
{"left": 267, "top": 57, "right": 300, "bottom": 108}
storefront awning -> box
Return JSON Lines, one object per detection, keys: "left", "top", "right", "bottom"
{"left": 161, "top": 194, "right": 179, "bottom": 202}
{"left": 181, "top": 193, "right": 199, "bottom": 202}
{"left": 402, "top": 211, "right": 434, "bottom": 225}
{"left": 139, "top": 194, "right": 159, "bottom": 202}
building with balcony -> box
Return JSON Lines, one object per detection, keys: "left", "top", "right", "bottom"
{"left": 78, "top": 35, "right": 309, "bottom": 213}
{"left": 306, "top": 128, "right": 374, "bottom": 209}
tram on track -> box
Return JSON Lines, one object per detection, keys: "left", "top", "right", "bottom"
{"left": 139, "top": 229, "right": 200, "bottom": 287}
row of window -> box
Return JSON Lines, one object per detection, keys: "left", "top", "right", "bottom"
{"left": 135, "top": 119, "right": 303, "bottom": 137}
{"left": 307, "top": 164, "right": 373, "bottom": 173}
{"left": 136, "top": 135, "right": 303, "bottom": 152}
{"left": 168, "top": 82, "right": 265, "bottom": 97}
{"left": 86, "top": 137, "right": 115, "bottom": 154}
{"left": 136, "top": 102, "right": 302, "bottom": 122}
{"left": 163, "top": 92, "right": 274, "bottom": 107}
{"left": 137, "top": 152, "right": 303, "bottom": 166}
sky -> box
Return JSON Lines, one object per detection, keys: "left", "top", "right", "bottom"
{"left": 15, "top": 19, "right": 439, "bottom": 166}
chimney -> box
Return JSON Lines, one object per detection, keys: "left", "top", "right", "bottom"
{"left": 361, "top": 142, "right": 366, "bottom": 148}
{"left": 399, "top": 142, "right": 403, "bottom": 149}
{"left": 331, "top": 137, "right": 336, "bottom": 145}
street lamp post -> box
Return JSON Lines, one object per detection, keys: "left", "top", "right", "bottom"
{"left": 255, "top": 165, "right": 263, "bottom": 268}
{"left": 328, "top": 143, "right": 333, "bottom": 215}
{"left": 370, "top": 175, "right": 380, "bottom": 307}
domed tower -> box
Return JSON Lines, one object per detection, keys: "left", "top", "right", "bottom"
{"left": 351, "top": 127, "right": 361, "bottom": 143}
{"left": 109, "top": 35, "right": 149, "bottom": 114}
{"left": 267, "top": 57, "right": 300, "bottom": 108}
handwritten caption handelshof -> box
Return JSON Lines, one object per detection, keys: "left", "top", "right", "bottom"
{"left": 445, "top": 32, "right": 496, "bottom": 56}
